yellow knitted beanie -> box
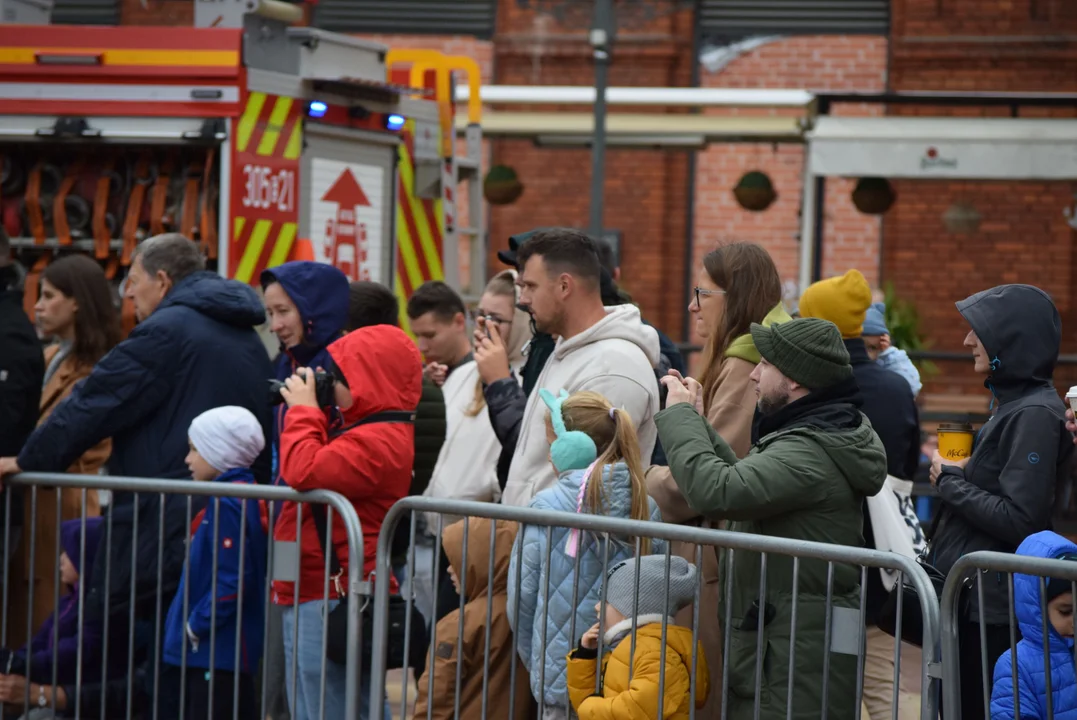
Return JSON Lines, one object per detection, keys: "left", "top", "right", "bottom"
{"left": 798, "top": 269, "right": 873, "bottom": 339}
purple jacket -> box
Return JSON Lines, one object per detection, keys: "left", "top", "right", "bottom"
{"left": 14, "top": 518, "right": 105, "bottom": 685}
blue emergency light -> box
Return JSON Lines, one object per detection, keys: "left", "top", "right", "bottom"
{"left": 385, "top": 114, "right": 405, "bottom": 131}
{"left": 307, "top": 101, "right": 328, "bottom": 118}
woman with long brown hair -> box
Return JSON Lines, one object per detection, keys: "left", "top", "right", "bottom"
{"left": 645, "top": 241, "right": 790, "bottom": 715}
{"left": 9, "top": 254, "right": 119, "bottom": 645}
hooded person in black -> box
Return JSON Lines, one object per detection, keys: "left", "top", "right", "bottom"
{"left": 929, "top": 283, "right": 1074, "bottom": 719}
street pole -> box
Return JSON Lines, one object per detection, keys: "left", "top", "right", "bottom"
{"left": 588, "top": 0, "right": 613, "bottom": 242}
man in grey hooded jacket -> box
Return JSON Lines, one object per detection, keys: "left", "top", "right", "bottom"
{"left": 500, "top": 228, "right": 660, "bottom": 507}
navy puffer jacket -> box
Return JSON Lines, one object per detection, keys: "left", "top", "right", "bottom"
{"left": 17, "top": 270, "right": 273, "bottom": 622}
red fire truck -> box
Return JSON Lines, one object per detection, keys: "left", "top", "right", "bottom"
{"left": 0, "top": 10, "right": 484, "bottom": 330}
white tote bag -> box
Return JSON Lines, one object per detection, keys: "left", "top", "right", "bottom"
{"left": 867, "top": 475, "right": 928, "bottom": 592}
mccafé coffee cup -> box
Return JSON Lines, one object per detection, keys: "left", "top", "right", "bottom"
{"left": 1067, "top": 386, "right": 1077, "bottom": 415}
{"left": 937, "top": 422, "right": 975, "bottom": 462}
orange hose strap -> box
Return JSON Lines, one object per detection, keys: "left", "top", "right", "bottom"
{"left": 150, "top": 157, "right": 173, "bottom": 237}
{"left": 52, "top": 160, "right": 82, "bottom": 246}
{"left": 25, "top": 164, "right": 46, "bottom": 245}
{"left": 93, "top": 160, "right": 115, "bottom": 260}
{"left": 122, "top": 156, "right": 151, "bottom": 266}
{"left": 199, "top": 148, "right": 217, "bottom": 259}
{"left": 104, "top": 255, "right": 118, "bottom": 280}
{"left": 181, "top": 158, "right": 202, "bottom": 240}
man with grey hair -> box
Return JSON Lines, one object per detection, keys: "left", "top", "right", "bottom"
{"left": 0, "top": 234, "right": 272, "bottom": 718}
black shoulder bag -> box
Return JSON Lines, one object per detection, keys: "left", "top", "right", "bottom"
{"left": 310, "top": 410, "right": 428, "bottom": 671}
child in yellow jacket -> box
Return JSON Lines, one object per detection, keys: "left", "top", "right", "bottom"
{"left": 566, "top": 555, "right": 709, "bottom": 720}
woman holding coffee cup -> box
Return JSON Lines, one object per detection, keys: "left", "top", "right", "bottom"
{"left": 928, "top": 284, "right": 1074, "bottom": 718}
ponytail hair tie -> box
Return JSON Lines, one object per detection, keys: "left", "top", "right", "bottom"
{"left": 609, "top": 407, "right": 616, "bottom": 420}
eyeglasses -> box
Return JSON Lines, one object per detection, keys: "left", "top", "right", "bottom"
{"left": 470, "top": 309, "right": 510, "bottom": 326}
{"left": 693, "top": 286, "right": 726, "bottom": 307}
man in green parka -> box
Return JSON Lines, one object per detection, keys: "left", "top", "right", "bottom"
{"left": 657, "top": 317, "right": 887, "bottom": 720}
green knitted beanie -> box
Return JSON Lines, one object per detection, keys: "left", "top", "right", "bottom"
{"left": 749, "top": 317, "right": 853, "bottom": 390}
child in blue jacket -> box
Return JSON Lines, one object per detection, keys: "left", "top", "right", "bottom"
{"left": 991, "top": 530, "right": 1077, "bottom": 720}
{"left": 164, "top": 406, "right": 269, "bottom": 720}
{"left": 507, "top": 389, "right": 664, "bottom": 715}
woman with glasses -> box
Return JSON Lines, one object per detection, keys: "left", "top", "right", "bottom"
{"left": 645, "top": 241, "right": 790, "bottom": 714}
{"left": 426, "top": 270, "right": 531, "bottom": 512}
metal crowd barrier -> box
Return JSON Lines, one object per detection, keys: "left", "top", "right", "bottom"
{"left": 370, "top": 497, "right": 942, "bottom": 720}
{"left": 940, "top": 550, "right": 1077, "bottom": 720}
{"left": 1, "top": 472, "right": 366, "bottom": 720}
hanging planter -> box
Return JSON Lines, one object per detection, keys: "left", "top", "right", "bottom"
{"left": 852, "top": 177, "right": 896, "bottom": 215}
{"left": 943, "top": 202, "right": 982, "bottom": 234}
{"left": 483, "top": 165, "right": 524, "bottom": 206}
{"left": 733, "top": 171, "right": 777, "bottom": 212}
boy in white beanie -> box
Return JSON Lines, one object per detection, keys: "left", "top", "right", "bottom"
{"left": 566, "top": 555, "right": 709, "bottom": 720}
{"left": 163, "top": 406, "right": 269, "bottom": 719}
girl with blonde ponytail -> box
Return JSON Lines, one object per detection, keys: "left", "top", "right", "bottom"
{"left": 507, "top": 389, "right": 663, "bottom": 717}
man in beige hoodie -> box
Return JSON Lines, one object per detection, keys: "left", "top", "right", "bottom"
{"left": 500, "top": 228, "right": 661, "bottom": 508}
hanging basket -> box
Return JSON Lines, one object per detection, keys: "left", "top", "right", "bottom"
{"left": 733, "top": 171, "right": 777, "bottom": 212}
{"left": 483, "top": 165, "right": 525, "bottom": 206}
{"left": 852, "top": 177, "right": 896, "bottom": 215}
{"left": 943, "top": 202, "right": 982, "bottom": 234}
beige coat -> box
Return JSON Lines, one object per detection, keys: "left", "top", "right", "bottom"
{"left": 645, "top": 355, "right": 758, "bottom": 718}
{"left": 7, "top": 345, "right": 105, "bottom": 645}
{"left": 413, "top": 518, "right": 531, "bottom": 720}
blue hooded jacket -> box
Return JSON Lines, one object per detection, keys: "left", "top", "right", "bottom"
{"left": 260, "top": 262, "right": 350, "bottom": 479}
{"left": 991, "top": 531, "right": 1077, "bottom": 720}
{"left": 506, "top": 463, "right": 665, "bottom": 707}
{"left": 163, "top": 467, "right": 268, "bottom": 674}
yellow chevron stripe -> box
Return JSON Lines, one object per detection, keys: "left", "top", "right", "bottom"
{"left": 267, "top": 222, "right": 297, "bottom": 269}
{"left": 236, "top": 92, "right": 266, "bottom": 154}
{"left": 235, "top": 219, "right": 273, "bottom": 283}
{"left": 283, "top": 120, "right": 302, "bottom": 161}
{"left": 233, "top": 216, "right": 246, "bottom": 242}
{"left": 397, "top": 138, "right": 443, "bottom": 281}
{"left": 256, "top": 96, "right": 293, "bottom": 158}
{"left": 420, "top": 197, "right": 445, "bottom": 280}
{"left": 396, "top": 201, "right": 424, "bottom": 294}
{"left": 0, "top": 48, "right": 238, "bottom": 67}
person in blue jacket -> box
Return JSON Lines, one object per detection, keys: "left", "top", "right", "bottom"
{"left": 0, "top": 234, "right": 273, "bottom": 719}
{"left": 259, "top": 260, "right": 348, "bottom": 720}
{"left": 260, "top": 261, "right": 350, "bottom": 482}
{"left": 507, "top": 389, "right": 664, "bottom": 716}
{"left": 165, "top": 405, "right": 268, "bottom": 720}
{"left": 991, "top": 530, "right": 1077, "bottom": 720}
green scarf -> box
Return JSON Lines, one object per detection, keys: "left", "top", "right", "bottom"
{"left": 724, "top": 302, "right": 793, "bottom": 364}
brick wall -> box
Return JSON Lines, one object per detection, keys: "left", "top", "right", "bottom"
{"left": 690, "top": 36, "right": 887, "bottom": 345}
{"left": 885, "top": 0, "right": 1077, "bottom": 399}
{"left": 484, "top": 2, "right": 695, "bottom": 336}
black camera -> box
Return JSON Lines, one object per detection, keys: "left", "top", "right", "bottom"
{"left": 268, "top": 369, "right": 338, "bottom": 407}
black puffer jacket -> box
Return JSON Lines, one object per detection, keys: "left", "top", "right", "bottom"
{"left": 931, "top": 284, "right": 1074, "bottom": 624}
{"left": 486, "top": 328, "right": 556, "bottom": 491}
{"left": 847, "top": 338, "right": 921, "bottom": 625}
{"left": 0, "top": 272, "right": 43, "bottom": 541}
{"left": 392, "top": 377, "right": 446, "bottom": 561}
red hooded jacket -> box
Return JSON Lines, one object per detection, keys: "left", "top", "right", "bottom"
{"left": 273, "top": 324, "right": 422, "bottom": 605}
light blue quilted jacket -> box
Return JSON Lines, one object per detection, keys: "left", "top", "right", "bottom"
{"left": 991, "top": 531, "right": 1077, "bottom": 720}
{"left": 506, "top": 462, "right": 664, "bottom": 708}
